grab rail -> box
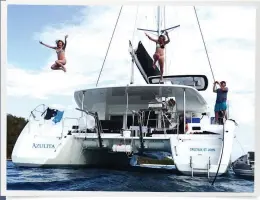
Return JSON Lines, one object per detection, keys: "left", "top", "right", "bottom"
{"left": 61, "top": 117, "right": 80, "bottom": 137}
{"left": 75, "top": 108, "right": 103, "bottom": 148}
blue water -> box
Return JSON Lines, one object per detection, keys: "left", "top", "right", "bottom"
{"left": 7, "top": 161, "right": 254, "bottom": 192}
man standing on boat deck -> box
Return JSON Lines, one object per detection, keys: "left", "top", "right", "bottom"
{"left": 213, "top": 81, "right": 228, "bottom": 124}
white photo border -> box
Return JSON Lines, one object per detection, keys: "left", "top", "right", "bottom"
{"left": 1, "top": 0, "right": 258, "bottom": 198}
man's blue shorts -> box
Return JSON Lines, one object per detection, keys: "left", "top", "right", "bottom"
{"left": 214, "top": 102, "right": 227, "bottom": 112}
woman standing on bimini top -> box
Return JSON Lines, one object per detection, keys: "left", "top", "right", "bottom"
{"left": 145, "top": 31, "right": 170, "bottom": 82}
{"left": 39, "top": 35, "right": 68, "bottom": 72}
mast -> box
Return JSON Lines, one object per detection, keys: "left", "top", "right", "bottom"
{"left": 157, "top": 6, "right": 167, "bottom": 75}
{"left": 156, "top": 6, "right": 180, "bottom": 77}
{"left": 157, "top": 6, "right": 161, "bottom": 36}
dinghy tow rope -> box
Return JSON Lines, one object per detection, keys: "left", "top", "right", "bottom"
{"left": 211, "top": 119, "right": 225, "bottom": 185}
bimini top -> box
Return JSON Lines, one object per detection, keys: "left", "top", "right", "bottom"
{"left": 74, "top": 85, "right": 208, "bottom": 114}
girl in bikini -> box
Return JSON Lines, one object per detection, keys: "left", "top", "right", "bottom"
{"left": 39, "top": 35, "right": 68, "bottom": 72}
{"left": 145, "top": 31, "right": 170, "bottom": 81}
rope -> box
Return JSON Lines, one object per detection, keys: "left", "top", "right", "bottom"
{"left": 235, "top": 138, "right": 246, "bottom": 155}
{"left": 96, "top": 6, "right": 123, "bottom": 87}
{"left": 193, "top": 6, "right": 215, "bottom": 83}
{"left": 211, "top": 119, "right": 225, "bottom": 185}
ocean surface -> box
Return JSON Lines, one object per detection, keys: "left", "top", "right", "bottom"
{"left": 6, "top": 161, "right": 254, "bottom": 192}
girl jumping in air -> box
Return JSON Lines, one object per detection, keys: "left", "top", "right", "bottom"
{"left": 145, "top": 31, "right": 170, "bottom": 81}
{"left": 39, "top": 35, "right": 68, "bottom": 72}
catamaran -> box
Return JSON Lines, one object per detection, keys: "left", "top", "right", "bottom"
{"left": 11, "top": 6, "right": 238, "bottom": 179}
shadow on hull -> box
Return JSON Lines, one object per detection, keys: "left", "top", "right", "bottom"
{"left": 82, "top": 148, "right": 131, "bottom": 168}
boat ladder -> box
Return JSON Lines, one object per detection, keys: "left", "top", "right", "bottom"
{"left": 190, "top": 156, "right": 211, "bottom": 179}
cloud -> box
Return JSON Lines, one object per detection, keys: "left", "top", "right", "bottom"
{"left": 7, "top": 5, "right": 255, "bottom": 153}
{"left": 7, "top": 63, "right": 97, "bottom": 99}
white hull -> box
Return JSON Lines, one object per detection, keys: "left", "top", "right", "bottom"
{"left": 11, "top": 121, "right": 131, "bottom": 167}
{"left": 12, "top": 119, "right": 236, "bottom": 178}
{"left": 171, "top": 120, "right": 235, "bottom": 177}
{"left": 12, "top": 132, "right": 86, "bottom": 167}
{"left": 12, "top": 136, "right": 131, "bottom": 168}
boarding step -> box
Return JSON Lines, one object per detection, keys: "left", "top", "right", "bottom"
{"left": 190, "top": 156, "right": 211, "bottom": 179}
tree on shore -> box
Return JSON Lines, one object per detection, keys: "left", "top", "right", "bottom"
{"left": 7, "top": 114, "right": 28, "bottom": 159}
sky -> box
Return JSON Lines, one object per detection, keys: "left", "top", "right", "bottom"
{"left": 6, "top": 5, "right": 255, "bottom": 160}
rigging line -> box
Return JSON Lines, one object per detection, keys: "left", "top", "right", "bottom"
{"left": 211, "top": 120, "right": 225, "bottom": 185}
{"left": 235, "top": 137, "right": 246, "bottom": 154}
{"left": 193, "top": 6, "right": 215, "bottom": 83}
{"left": 96, "top": 6, "right": 123, "bottom": 87}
